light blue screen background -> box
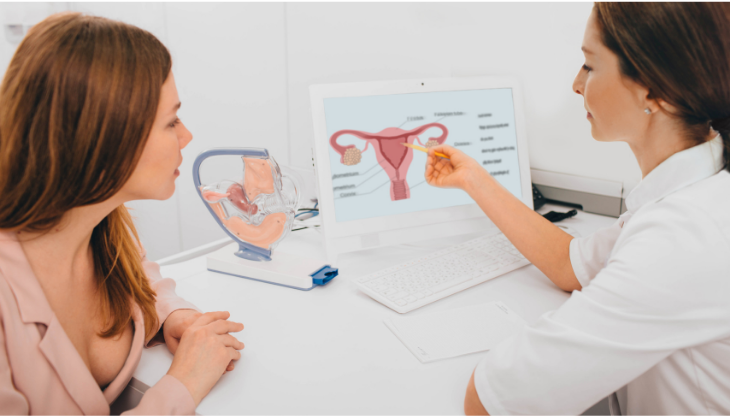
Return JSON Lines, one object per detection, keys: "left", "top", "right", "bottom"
{"left": 323, "top": 88, "right": 522, "bottom": 223}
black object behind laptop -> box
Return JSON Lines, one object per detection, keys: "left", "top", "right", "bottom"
{"left": 533, "top": 183, "right": 577, "bottom": 223}
{"left": 532, "top": 184, "right": 546, "bottom": 210}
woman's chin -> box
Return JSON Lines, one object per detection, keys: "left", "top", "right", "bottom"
{"left": 590, "top": 129, "right": 622, "bottom": 143}
{"left": 161, "top": 184, "right": 176, "bottom": 200}
{"left": 589, "top": 126, "right": 607, "bottom": 142}
{"left": 147, "top": 184, "right": 176, "bottom": 201}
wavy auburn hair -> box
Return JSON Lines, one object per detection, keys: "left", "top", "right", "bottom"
{"left": 594, "top": 2, "right": 730, "bottom": 172}
{"left": 0, "top": 13, "right": 172, "bottom": 339}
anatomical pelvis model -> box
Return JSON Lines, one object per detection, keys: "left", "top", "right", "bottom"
{"left": 194, "top": 149, "right": 299, "bottom": 261}
{"left": 329, "top": 123, "right": 448, "bottom": 201}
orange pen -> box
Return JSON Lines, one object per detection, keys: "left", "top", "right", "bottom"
{"left": 401, "top": 143, "right": 451, "bottom": 159}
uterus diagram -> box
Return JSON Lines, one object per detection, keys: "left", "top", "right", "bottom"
{"left": 329, "top": 123, "right": 448, "bottom": 201}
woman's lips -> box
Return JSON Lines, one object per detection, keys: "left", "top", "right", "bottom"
{"left": 174, "top": 168, "right": 180, "bottom": 176}
{"left": 587, "top": 112, "right": 592, "bottom": 119}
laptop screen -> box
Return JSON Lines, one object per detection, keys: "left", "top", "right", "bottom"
{"left": 323, "top": 88, "right": 522, "bottom": 223}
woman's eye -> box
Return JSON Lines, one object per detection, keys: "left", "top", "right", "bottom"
{"left": 169, "top": 118, "right": 180, "bottom": 128}
{"left": 582, "top": 64, "right": 592, "bottom": 72}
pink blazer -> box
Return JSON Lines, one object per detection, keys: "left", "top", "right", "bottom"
{"left": 0, "top": 230, "right": 200, "bottom": 415}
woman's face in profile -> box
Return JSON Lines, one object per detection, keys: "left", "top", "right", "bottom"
{"left": 121, "top": 72, "right": 193, "bottom": 201}
{"left": 572, "top": 10, "right": 651, "bottom": 143}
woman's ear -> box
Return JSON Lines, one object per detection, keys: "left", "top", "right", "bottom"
{"left": 654, "top": 97, "right": 678, "bottom": 114}
{"left": 641, "top": 86, "right": 677, "bottom": 114}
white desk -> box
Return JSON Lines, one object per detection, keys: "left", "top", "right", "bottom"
{"left": 133, "top": 204, "right": 616, "bottom": 415}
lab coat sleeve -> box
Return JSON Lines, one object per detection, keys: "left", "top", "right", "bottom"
{"left": 474, "top": 201, "right": 730, "bottom": 415}
{"left": 139, "top": 246, "right": 201, "bottom": 348}
{"left": 569, "top": 213, "right": 628, "bottom": 288}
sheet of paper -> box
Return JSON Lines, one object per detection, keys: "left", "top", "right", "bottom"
{"left": 384, "top": 301, "right": 526, "bottom": 363}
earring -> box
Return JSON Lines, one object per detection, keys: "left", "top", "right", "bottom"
{"left": 644, "top": 108, "right": 651, "bottom": 114}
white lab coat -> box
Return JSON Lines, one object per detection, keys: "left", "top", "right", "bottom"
{"left": 474, "top": 135, "right": 730, "bottom": 415}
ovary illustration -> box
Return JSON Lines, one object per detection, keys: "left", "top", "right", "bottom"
{"left": 200, "top": 157, "right": 291, "bottom": 250}
{"left": 329, "top": 123, "right": 448, "bottom": 201}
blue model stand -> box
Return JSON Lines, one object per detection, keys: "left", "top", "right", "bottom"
{"left": 205, "top": 242, "right": 338, "bottom": 291}
{"left": 206, "top": 259, "right": 339, "bottom": 291}
{"left": 310, "top": 265, "right": 338, "bottom": 286}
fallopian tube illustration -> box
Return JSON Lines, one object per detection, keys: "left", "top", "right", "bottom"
{"left": 329, "top": 123, "right": 448, "bottom": 201}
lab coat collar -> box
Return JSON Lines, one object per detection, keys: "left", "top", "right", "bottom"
{"left": 625, "top": 134, "right": 725, "bottom": 212}
{"left": 0, "top": 230, "right": 143, "bottom": 413}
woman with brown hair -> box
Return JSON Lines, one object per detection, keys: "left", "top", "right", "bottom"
{"left": 0, "top": 13, "right": 244, "bottom": 414}
{"left": 425, "top": 3, "right": 730, "bottom": 415}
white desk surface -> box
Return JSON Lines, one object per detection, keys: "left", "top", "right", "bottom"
{"left": 134, "top": 204, "right": 616, "bottom": 415}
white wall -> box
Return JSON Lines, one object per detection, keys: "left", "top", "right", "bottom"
{"left": 0, "top": 2, "right": 642, "bottom": 261}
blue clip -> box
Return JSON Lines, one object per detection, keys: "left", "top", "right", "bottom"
{"left": 310, "top": 265, "right": 338, "bottom": 286}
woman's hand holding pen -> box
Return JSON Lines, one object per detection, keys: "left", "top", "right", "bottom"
{"left": 167, "top": 311, "right": 245, "bottom": 406}
{"left": 425, "top": 144, "right": 488, "bottom": 193}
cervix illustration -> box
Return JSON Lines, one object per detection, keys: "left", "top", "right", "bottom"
{"left": 330, "top": 123, "right": 448, "bottom": 201}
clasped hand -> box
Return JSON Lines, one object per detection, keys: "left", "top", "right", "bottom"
{"left": 164, "top": 310, "right": 244, "bottom": 406}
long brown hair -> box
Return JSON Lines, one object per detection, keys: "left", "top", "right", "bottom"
{"left": 0, "top": 13, "right": 172, "bottom": 339}
{"left": 594, "top": 2, "right": 730, "bottom": 172}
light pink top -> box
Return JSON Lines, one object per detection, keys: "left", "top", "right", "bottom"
{"left": 0, "top": 230, "right": 199, "bottom": 415}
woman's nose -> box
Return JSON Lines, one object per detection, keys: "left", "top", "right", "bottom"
{"left": 572, "top": 71, "right": 584, "bottom": 96}
{"left": 179, "top": 123, "right": 193, "bottom": 149}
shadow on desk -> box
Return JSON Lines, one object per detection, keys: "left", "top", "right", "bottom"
{"left": 109, "top": 378, "right": 610, "bottom": 415}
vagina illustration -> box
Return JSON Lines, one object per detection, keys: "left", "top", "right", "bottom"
{"left": 329, "top": 123, "right": 448, "bottom": 201}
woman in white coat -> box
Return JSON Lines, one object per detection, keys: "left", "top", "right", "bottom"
{"left": 425, "top": 3, "right": 730, "bottom": 415}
